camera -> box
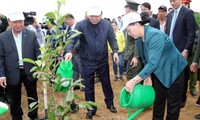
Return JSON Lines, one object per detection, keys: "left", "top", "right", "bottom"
{"left": 23, "top": 12, "right": 36, "bottom": 26}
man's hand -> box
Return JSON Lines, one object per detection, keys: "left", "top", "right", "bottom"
{"left": 190, "top": 62, "right": 198, "bottom": 72}
{"left": 64, "top": 52, "right": 73, "bottom": 61}
{"left": 130, "top": 57, "right": 138, "bottom": 68}
{"left": 113, "top": 53, "right": 119, "bottom": 64}
{"left": 0, "top": 77, "right": 7, "bottom": 88}
{"left": 181, "top": 50, "right": 188, "bottom": 59}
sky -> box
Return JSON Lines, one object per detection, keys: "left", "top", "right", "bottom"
{"left": 0, "top": 0, "right": 199, "bottom": 22}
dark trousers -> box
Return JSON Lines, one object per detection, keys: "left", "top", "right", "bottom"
{"left": 181, "top": 66, "right": 189, "bottom": 103}
{"left": 72, "top": 53, "right": 82, "bottom": 81}
{"left": 152, "top": 69, "right": 185, "bottom": 120}
{"left": 82, "top": 61, "right": 114, "bottom": 114}
{"left": 8, "top": 69, "right": 38, "bottom": 120}
{"left": 111, "top": 52, "right": 124, "bottom": 76}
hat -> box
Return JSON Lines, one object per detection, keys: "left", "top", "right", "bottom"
{"left": 125, "top": 0, "right": 140, "bottom": 11}
{"left": 120, "top": 12, "right": 142, "bottom": 31}
{"left": 181, "top": 0, "right": 191, "bottom": 3}
{"left": 158, "top": 5, "right": 167, "bottom": 12}
{"left": 87, "top": 4, "right": 102, "bottom": 16}
{"left": 8, "top": 12, "right": 25, "bottom": 21}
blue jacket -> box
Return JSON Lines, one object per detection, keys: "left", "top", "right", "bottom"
{"left": 137, "top": 26, "right": 187, "bottom": 88}
{"left": 66, "top": 18, "right": 118, "bottom": 66}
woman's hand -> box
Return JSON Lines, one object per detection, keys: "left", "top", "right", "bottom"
{"left": 125, "top": 78, "right": 137, "bottom": 93}
{"left": 143, "top": 76, "right": 152, "bottom": 86}
{"left": 64, "top": 52, "right": 73, "bottom": 61}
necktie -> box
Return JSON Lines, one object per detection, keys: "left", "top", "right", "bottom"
{"left": 67, "top": 26, "right": 71, "bottom": 32}
{"left": 169, "top": 10, "right": 178, "bottom": 41}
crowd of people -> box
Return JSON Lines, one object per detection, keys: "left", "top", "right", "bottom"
{"left": 0, "top": 0, "right": 200, "bottom": 119}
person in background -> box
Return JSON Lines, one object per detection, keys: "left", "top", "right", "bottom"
{"left": 181, "top": 0, "right": 197, "bottom": 97}
{"left": 165, "top": 0, "right": 196, "bottom": 108}
{"left": 109, "top": 21, "right": 125, "bottom": 81}
{"left": 116, "top": 16, "right": 123, "bottom": 30}
{"left": 122, "top": 0, "right": 143, "bottom": 80}
{"left": 26, "top": 17, "right": 45, "bottom": 46}
{"left": 0, "top": 12, "right": 41, "bottom": 120}
{"left": 140, "top": 2, "right": 160, "bottom": 29}
{"left": 64, "top": 4, "right": 118, "bottom": 119}
{"left": 0, "top": 13, "right": 8, "bottom": 33}
{"left": 168, "top": 7, "right": 173, "bottom": 13}
{"left": 64, "top": 13, "right": 83, "bottom": 89}
{"left": 157, "top": 5, "right": 167, "bottom": 33}
{"left": 122, "top": 12, "right": 187, "bottom": 120}
{"left": 46, "top": 19, "right": 57, "bottom": 48}
{"left": 190, "top": 26, "right": 200, "bottom": 120}
{"left": 0, "top": 13, "right": 10, "bottom": 104}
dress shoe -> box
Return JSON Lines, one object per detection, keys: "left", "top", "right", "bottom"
{"left": 107, "top": 106, "right": 117, "bottom": 113}
{"left": 29, "top": 117, "right": 41, "bottom": 120}
{"left": 195, "top": 114, "right": 200, "bottom": 119}
{"left": 195, "top": 97, "right": 200, "bottom": 107}
{"left": 190, "top": 90, "right": 197, "bottom": 96}
{"left": 86, "top": 111, "right": 95, "bottom": 119}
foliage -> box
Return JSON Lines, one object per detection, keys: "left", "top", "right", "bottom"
{"left": 22, "top": 0, "right": 97, "bottom": 119}
{"left": 195, "top": 12, "right": 200, "bottom": 30}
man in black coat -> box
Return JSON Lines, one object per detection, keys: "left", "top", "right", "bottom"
{"left": 165, "top": 0, "right": 196, "bottom": 108}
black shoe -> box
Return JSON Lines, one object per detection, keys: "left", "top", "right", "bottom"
{"left": 86, "top": 111, "right": 95, "bottom": 119}
{"left": 29, "top": 117, "right": 41, "bottom": 120}
{"left": 73, "top": 85, "right": 80, "bottom": 90}
{"left": 180, "top": 101, "right": 186, "bottom": 108}
{"left": 114, "top": 76, "right": 118, "bottom": 81}
{"left": 119, "top": 76, "right": 124, "bottom": 81}
{"left": 107, "top": 106, "right": 117, "bottom": 113}
{"left": 190, "top": 90, "right": 197, "bottom": 96}
{"left": 70, "top": 101, "right": 79, "bottom": 114}
{"left": 196, "top": 97, "right": 200, "bottom": 107}
{"left": 195, "top": 114, "right": 200, "bottom": 119}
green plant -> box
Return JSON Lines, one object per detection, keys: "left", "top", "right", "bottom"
{"left": 22, "top": 0, "right": 97, "bottom": 119}
{"left": 195, "top": 12, "right": 200, "bottom": 30}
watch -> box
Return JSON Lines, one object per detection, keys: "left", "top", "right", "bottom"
{"left": 184, "top": 49, "right": 189, "bottom": 53}
{"left": 132, "top": 78, "right": 137, "bottom": 84}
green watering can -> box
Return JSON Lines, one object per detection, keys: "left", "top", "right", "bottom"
{"left": 55, "top": 60, "right": 73, "bottom": 92}
{"left": 0, "top": 102, "right": 8, "bottom": 115}
{"left": 119, "top": 84, "right": 155, "bottom": 120}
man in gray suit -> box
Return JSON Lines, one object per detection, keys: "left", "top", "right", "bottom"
{"left": 0, "top": 12, "right": 41, "bottom": 120}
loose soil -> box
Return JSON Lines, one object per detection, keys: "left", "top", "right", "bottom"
{"left": 0, "top": 56, "right": 199, "bottom": 120}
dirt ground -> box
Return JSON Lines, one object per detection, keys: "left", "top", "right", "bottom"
{"left": 0, "top": 57, "right": 200, "bottom": 120}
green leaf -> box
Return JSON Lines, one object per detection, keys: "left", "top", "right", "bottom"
{"left": 66, "top": 90, "right": 74, "bottom": 102}
{"left": 67, "top": 30, "right": 82, "bottom": 40}
{"left": 30, "top": 66, "right": 38, "bottom": 72}
{"left": 195, "top": 12, "right": 200, "bottom": 30}
{"left": 35, "top": 60, "right": 42, "bottom": 67}
{"left": 21, "top": 58, "right": 35, "bottom": 65}
{"left": 45, "top": 12, "right": 56, "bottom": 20}
{"left": 32, "top": 72, "right": 38, "bottom": 78}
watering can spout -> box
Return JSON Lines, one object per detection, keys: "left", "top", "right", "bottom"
{"left": 128, "top": 108, "right": 145, "bottom": 120}
{"left": 119, "top": 84, "right": 155, "bottom": 119}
